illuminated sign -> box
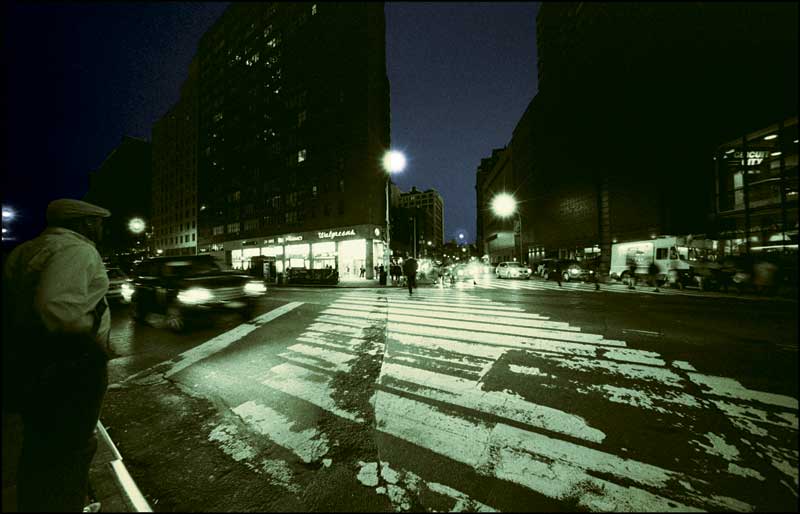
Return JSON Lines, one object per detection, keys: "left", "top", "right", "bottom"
{"left": 732, "top": 150, "right": 770, "bottom": 166}
{"left": 318, "top": 229, "right": 356, "bottom": 239}
{"left": 286, "top": 235, "right": 303, "bottom": 242}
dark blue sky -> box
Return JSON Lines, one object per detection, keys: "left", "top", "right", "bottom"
{"left": 3, "top": 2, "right": 539, "bottom": 244}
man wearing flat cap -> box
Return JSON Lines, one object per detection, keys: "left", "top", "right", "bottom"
{"left": 3, "top": 198, "right": 112, "bottom": 512}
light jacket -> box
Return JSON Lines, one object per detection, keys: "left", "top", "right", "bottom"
{"left": 3, "top": 227, "right": 110, "bottom": 345}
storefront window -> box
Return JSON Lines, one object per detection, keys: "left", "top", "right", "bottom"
{"left": 338, "top": 239, "right": 365, "bottom": 277}
{"left": 312, "top": 242, "right": 336, "bottom": 269}
{"left": 285, "top": 243, "right": 309, "bottom": 269}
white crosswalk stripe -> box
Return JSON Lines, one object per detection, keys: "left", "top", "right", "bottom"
{"left": 206, "top": 291, "right": 796, "bottom": 511}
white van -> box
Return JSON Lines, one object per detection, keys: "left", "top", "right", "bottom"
{"left": 609, "top": 237, "right": 692, "bottom": 285}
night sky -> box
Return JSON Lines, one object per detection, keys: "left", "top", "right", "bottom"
{"left": 3, "top": 2, "right": 539, "bottom": 244}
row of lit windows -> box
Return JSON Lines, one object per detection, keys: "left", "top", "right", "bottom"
{"left": 209, "top": 202, "right": 346, "bottom": 236}
{"left": 157, "top": 233, "right": 196, "bottom": 247}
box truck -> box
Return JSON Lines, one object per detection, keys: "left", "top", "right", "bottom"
{"left": 609, "top": 236, "right": 694, "bottom": 287}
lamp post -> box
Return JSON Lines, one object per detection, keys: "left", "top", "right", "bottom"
{"left": 382, "top": 150, "right": 406, "bottom": 266}
{"left": 491, "top": 192, "right": 524, "bottom": 264}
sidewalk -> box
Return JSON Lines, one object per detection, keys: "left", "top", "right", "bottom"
{"left": 1, "top": 412, "right": 149, "bottom": 513}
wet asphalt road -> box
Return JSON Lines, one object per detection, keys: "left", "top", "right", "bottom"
{"left": 98, "top": 278, "right": 798, "bottom": 512}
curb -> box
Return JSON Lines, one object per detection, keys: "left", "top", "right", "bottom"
{"left": 94, "top": 421, "right": 152, "bottom": 512}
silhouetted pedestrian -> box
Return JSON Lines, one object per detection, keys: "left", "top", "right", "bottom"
{"left": 552, "top": 260, "right": 562, "bottom": 287}
{"left": 649, "top": 261, "right": 660, "bottom": 292}
{"left": 403, "top": 256, "right": 418, "bottom": 294}
{"left": 627, "top": 255, "right": 637, "bottom": 290}
{"left": 3, "top": 199, "right": 112, "bottom": 512}
{"left": 589, "top": 260, "right": 600, "bottom": 291}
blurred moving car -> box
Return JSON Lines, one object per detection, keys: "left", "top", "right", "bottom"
{"left": 495, "top": 261, "right": 532, "bottom": 279}
{"left": 129, "top": 255, "right": 267, "bottom": 332}
{"left": 534, "top": 258, "right": 557, "bottom": 277}
{"left": 554, "top": 259, "right": 593, "bottom": 282}
{"left": 105, "top": 267, "right": 133, "bottom": 304}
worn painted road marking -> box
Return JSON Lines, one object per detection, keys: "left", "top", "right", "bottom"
{"left": 119, "top": 301, "right": 304, "bottom": 385}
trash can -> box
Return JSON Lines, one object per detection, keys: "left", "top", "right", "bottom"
{"left": 379, "top": 270, "right": 388, "bottom": 286}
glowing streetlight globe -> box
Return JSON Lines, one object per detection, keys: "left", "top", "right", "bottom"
{"left": 128, "top": 218, "right": 146, "bottom": 234}
{"left": 2, "top": 208, "right": 14, "bottom": 220}
{"left": 382, "top": 150, "right": 406, "bottom": 174}
{"left": 491, "top": 193, "right": 517, "bottom": 218}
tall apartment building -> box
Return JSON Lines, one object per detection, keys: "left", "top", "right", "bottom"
{"left": 195, "top": 3, "right": 390, "bottom": 279}
{"left": 398, "top": 186, "right": 444, "bottom": 251}
{"left": 151, "top": 58, "right": 199, "bottom": 257}
{"left": 84, "top": 136, "right": 151, "bottom": 263}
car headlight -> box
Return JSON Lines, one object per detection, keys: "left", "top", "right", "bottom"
{"left": 527, "top": 268, "right": 532, "bottom": 274}
{"left": 120, "top": 282, "right": 134, "bottom": 302}
{"left": 244, "top": 281, "right": 267, "bottom": 295}
{"left": 569, "top": 268, "right": 580, "bottom": 275}
{"left": 178, "top": 287, "right": 213, "bottom": 304}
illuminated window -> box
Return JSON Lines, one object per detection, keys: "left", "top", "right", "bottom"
{"left": 227, "top": 223, "right": 240, "bottom": 234}
{"left": 298, "top": 110, "right": 306, "bottom": 127}
{"left": 312, "top": 4, "right": 317, "bottom": 15}
{"left": 297, "top": 149, "right": 306, "bottom": 163}
{"left": 339, "top": 179, "right": 345, "bottom": 192}
{"left": 213, "top": 225, "right": 224, "bottom": 235}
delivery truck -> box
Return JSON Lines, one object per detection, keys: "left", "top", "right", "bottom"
{"left": 609, "top": 236, "right": 694, "bottom": 288}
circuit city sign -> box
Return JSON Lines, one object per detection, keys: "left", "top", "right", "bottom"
{"left": 318, "top": 229, "right": 356, "bottom": 240}
{"left": 733, "top": 150, "right": 770, "bottom": 166}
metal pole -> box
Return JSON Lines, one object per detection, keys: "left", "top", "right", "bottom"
{"left": 517, "top": 211, "right": 524, "bottom": 264}
{"left": 385, "top": 178, "right": 390, "bottom": 267}
{"left": 413, "top": 215, "right": 417, "bottom": 259}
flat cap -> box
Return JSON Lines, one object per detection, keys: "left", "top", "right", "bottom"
{"left": 46, "top": 198, "right": 111, "bottom": 224}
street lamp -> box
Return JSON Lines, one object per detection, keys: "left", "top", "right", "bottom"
{"left": 382, "top": 149, "right": 406, "bottom": 266}
{"left": 2, "top": 206, "right": 15, "bottom": 241}
{"left": 128, "top": 217, "right": 145, "bottom": 235}
{"left": 491, "top": 192, "right": 524, "bottom": 264}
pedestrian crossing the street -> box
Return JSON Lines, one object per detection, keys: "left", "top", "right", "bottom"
{"left": 449, "top": 276, "right": 776, "bottom": 301}
{"left": 474, "top": 276, "right": 662, "bottom": 294}
{"left": 203, "top": 290, "right": 797, "bottom": 512}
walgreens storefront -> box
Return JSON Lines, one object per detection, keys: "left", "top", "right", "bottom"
{"left": 201, "top": 224, "right": 387, "bottom": 279}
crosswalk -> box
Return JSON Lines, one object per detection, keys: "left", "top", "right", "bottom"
{"left": 194, "top": 291, "right": 797, "bottom": 511}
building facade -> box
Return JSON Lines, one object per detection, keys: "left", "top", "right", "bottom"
{"left": 397, "top": 186, "right": 444, "bottom": 254}
{"left": 195, "top": 3, "right": 390, "bottom": 279}
{"left": 713, "top": 117, "right": 798, "bottom": 255}
{"left": 151, "top": 58, "right": 199, "bottom": 257}
{"left": 84, "top": 136, "right": 152, "bottom": 265}
{"left": 475, "top": 148, "right": 520, "bottom": 264}
{"left": 496, "top": 2, "right": 798, "bottom": 272}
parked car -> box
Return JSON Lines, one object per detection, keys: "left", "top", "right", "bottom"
{"left": 105, "top": 267, "right": 133, "bottom": 304}
{"left": 495, "top": 261, "right": 532, "bottom": 279}
{"left": 129, "top": 255, "right": 267, "bottom": 332}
